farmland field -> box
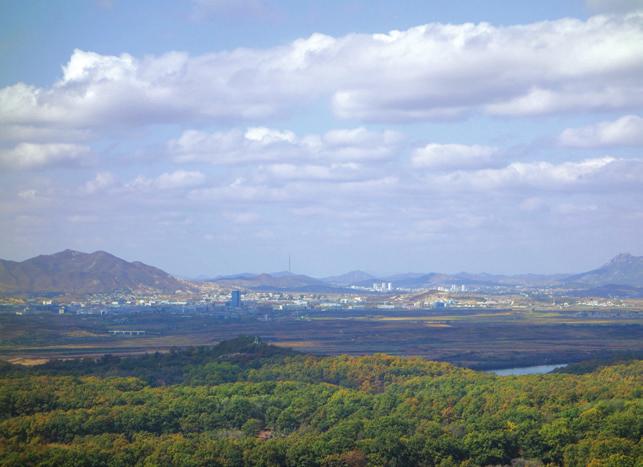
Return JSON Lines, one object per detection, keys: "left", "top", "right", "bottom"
{"left": 1, "top": 307, "right": 641, "bottom": 369}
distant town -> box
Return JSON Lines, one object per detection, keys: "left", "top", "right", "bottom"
{"left": 0, "top": 250, "right": 641, "bottom": 369}
{"left": 3, "top": 278, "right": 641, "bottom": 319}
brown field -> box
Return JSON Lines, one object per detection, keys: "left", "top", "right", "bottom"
{"left": 0, "top": 307, "right": 641, "bottom": 369}
{"left": 6, "top": 357, "right": 50, "bottom": 366}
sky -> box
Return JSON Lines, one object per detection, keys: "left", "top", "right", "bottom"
{"left": 1, "top": 0, "right": 643, "bottom": 277}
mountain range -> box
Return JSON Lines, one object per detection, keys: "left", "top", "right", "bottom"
{"left": 0, "top": 250, "right": 641, "bottom": 296}
{"left": 207, "top": 253, "right": 643, "bottom": 293}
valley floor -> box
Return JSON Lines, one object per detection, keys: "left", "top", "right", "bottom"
{"left": 1, "top": 307, "right": 641, "bottom": 370}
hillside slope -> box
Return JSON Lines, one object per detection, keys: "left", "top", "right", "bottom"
{"left": 565, "top": 253, "right": 643, "bottom": 287}
{"left": 0, "top": 249, "right": 186, "bottom": 294}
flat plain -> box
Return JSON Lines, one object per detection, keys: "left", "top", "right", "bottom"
{"left": 1, "top": 307, "right": 641, "bottom": 369}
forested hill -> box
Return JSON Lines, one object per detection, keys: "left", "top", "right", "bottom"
{"left": 0, "top": 338, "right": 641, "bottom": 466}
{"left": 0, "top": 336, "right": 297, "bottom": 386}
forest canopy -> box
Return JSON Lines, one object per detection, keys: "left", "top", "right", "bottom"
{"left": 0, "top": 337, "right": 640, "bottom": 466}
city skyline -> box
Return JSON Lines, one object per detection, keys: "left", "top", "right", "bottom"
{"left": 1, "top": 0, "right": 643, "bottom": 277}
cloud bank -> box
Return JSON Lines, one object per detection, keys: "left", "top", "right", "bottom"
{"left": 1, "top": 13, "right": 642, "bottom": 136}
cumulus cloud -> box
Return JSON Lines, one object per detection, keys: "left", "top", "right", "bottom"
{"left": 0, "top": 143, "right": 90, "bottom": 169}
{"left": 332, "top": 14, "right": 643, "bottom": 120}
{"left": 316, "top": 128, "right": 403, "bottom": 160}
{"left": 1, "top": 13, "right": 642, "bottom": 130}
{"left": 168, "top": 127, "right": 402, "bottom": 164}
{"left": 127, "top": 170, "right": 206, "bottom": 191}
{"left": 428, "top": 157, "right": 643, "bottom": 192}
{"left": 483, "top": 87, "right": 640, "bottom": 117}
{"left": 169, "top": 128, "right": 298, "bottom": 165}
{"left": 559, "top": 114, "right": 643, "bottom": 147}
{"left": 411, "top": 143, "right": 499, "bottom": 170}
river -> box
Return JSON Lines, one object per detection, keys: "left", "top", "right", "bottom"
{"left": 490, "top": 363, "right": 568, "bottom": 376}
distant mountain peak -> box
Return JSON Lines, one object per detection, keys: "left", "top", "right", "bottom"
{"left": 322, "top": 270, "right": 375, "bottom": 287}
{"left": 212, "top": 271, "right": 327, "bottom": 290}
{"left": 565, "top": 253, "right": 643, "bottom": 288}
{"left": 269, "top": 271, "right": 297, "bottom": 278}
{"left": 607, "top": 253, "right": 637, "bottom": 264}
{"left": 0, "top": 250, "right": 186, "bottom": 295}
{"left": 52, "top": 249, "right": 81, "bottom": 257}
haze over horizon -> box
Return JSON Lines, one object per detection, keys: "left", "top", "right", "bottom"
{"left": 2, "top": 0, "right": 643, "bottom": 277}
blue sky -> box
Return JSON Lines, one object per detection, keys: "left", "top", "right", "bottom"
{"left": 1, "top": 0, "right": 642, "bottom": 277}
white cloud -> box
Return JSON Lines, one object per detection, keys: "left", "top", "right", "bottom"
{"left": 1, "top": 13, "right": 641, "bottom": 130}
{"left": 0, "top": 143, "right": 90, "bottom": 169}
{"left": 83, "top": 172, "right": 115, "bottom": 194}
{"left": 261, "top": 162, "right": 363, "bottom": 181}
{"left": 411, "top": 143, "right": 499, "bottom": 170}
{"left": 559, "top": 114, "right": 643, "bottom": 147}
{"left": 244, "top": 127, "right": 296, "bottom": 144}
{"left": 484, "top": 87, "right": 640, "bottom": 117}
{"left": 319, "top": 128, "right": 403, "bottom": 160}
{"left": 428, "top": 157, "right": 643, "bottom": 192}
{"left": 331, "top": 14, "right": 643, "bottom": 120}
{"left": 62, "top": 49, "right": 137, "bottom": 84}
{"left": 168, "top": 126, "right": 402, "bottom": 164}
{"left": 169, "top": 128, "right": 303, "bottom": 165}
{"left": 128, "top": 170, "right": 205, "bottom": 191}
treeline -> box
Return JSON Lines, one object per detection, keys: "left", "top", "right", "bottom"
{"left": 0, "top": 336, "right": 296, "bottom": 386}
{"left": 554, "top": 351, "right": 643, "bottom": 375}
{"left": 0, "top": 337, "right": 640, "bottom": 466}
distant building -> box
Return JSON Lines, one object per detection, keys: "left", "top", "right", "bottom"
{"left": 372, "top": 281, "right": 394, "bottom": 292}
{"left": 108, "top": 330, "right": 146, "bottom": 336}
{"left": 230, "top": 290, "right": 241, "bottom": 307}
